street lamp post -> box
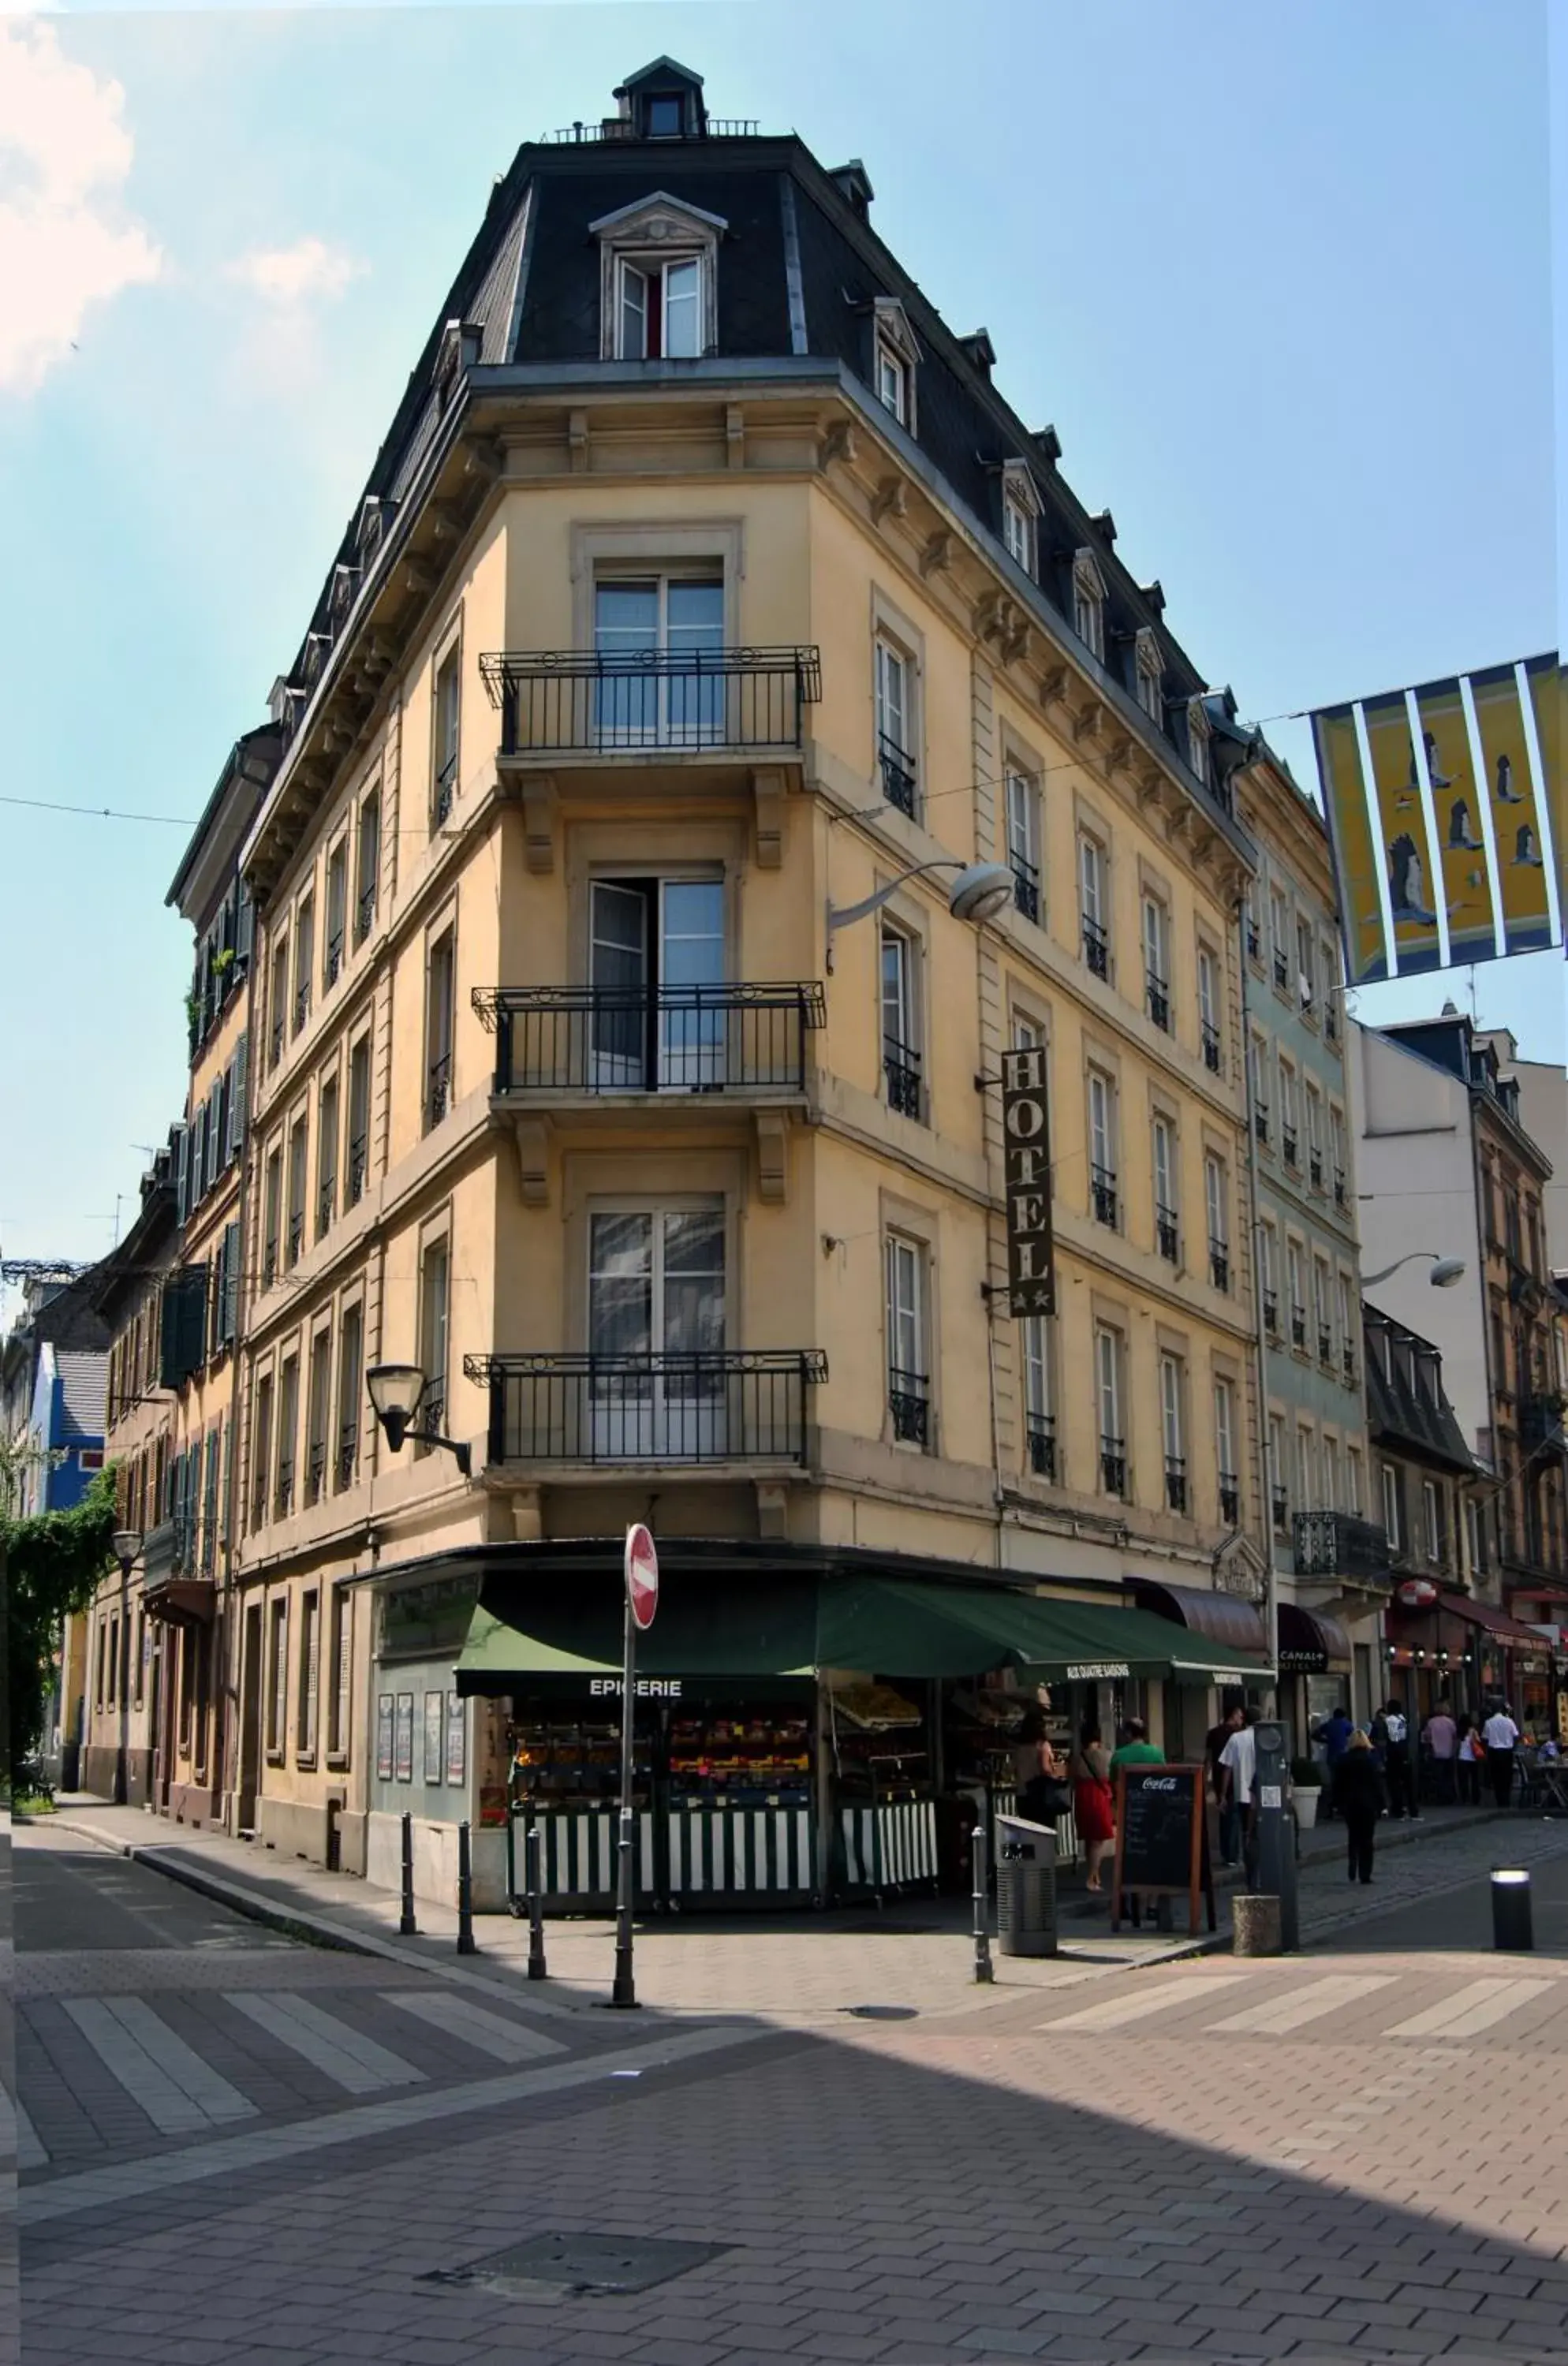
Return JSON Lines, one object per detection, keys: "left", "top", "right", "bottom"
{"left": 110, "top": 1528, "right": 142, "bottom": 1808}
{"left": 364, "top": 1365, "right": 473, "bottom": 1477}
{"left": 825, "top": 859, "right": 1016, "bottom": 969}
{"left": 1361, "top": 1253, "right": 1466, "bottom": 1290}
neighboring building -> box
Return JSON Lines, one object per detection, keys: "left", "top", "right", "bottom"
{"left": 222, "top": 58, "right": 1294, "bottom": 1905}
{"left": 1502, "top": 1047, "right": 1568, "bottom": 1271}
{"left": 1230, "top": 745, "right": 1377, "bottom": 1723}
{"left": 154, "top": 726, "right": 281, "bottom": 1826}
{"left": 69, "top": 1144, "right": 181, "bottom": 1799}
{"left": 1350, "top": 1010, "right": 1567, "bottom": 1628}
{"left": 0, "top": 1267, "right": 109, "bottom": 1517}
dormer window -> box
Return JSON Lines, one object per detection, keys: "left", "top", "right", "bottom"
{"left": 1000, "top": 459, "right": 1039, "bottom": 577}
{"left": 1187, "top": 698, "right": 1211, "bottom": 788}
{"left": 592, "top": 193, "right": 726, "bottom": 363}
{"left": 872, "top": 297, "right": 920, "bottom": 434}
{"left": 645, "top": 91, "right": 685, "bottom": 136}
{"left": 1073, "top": 550, "right": 1106, "bottom": 664}
{"left": 1134, "top": 626, "right": 1163, "bottom": 723}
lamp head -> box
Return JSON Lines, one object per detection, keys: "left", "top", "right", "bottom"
{"left": 1429, "top": 1258, "right": 1465, "bottom": 1289}
{"left": 948, "top": 861, "right": 1015, "bottom": 924}
{"left": 366, "top": 1363, "right": 427, "bottom": 1454}
{"left": 111, "top": 1528, "right": 142, "bottom": 1571}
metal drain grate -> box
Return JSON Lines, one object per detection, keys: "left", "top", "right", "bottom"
{"left": 842, "top": 2003, "right": 919, "bottom": 2020}
{"left": 423, "top": 2230, "right": 732, "bottom": 2301}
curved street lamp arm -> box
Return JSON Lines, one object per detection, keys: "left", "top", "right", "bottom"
{"left": 826, "top": 859, "right": 961, "bottom": 938}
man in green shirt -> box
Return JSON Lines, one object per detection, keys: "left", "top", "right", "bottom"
{"left": 1108, "top": 1716, "right": 1165, "bottom": 1771}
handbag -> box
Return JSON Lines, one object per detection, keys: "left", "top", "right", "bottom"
{"left": 1020, "top": 1773, "right": 1072, "bottom": 1823}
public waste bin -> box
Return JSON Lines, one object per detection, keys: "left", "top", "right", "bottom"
{"left": 995, "top": 1812, "right": 1058, "bottom": 1957}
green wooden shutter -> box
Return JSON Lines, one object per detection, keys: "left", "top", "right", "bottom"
{"left": 229, "top": 1032, "right": 249, "bottom": 1157}
{"left": 237, "top": 885, "right": 255, "bottom": 973}
{"left": 174, "top": 1123, "right": 191, "bottom": 1224}
{"left": 222, "top": 1221, "right": 241, "bottom": 1345}
{"left": 203, "top": 1428, "right": 220, "bottom": 1575}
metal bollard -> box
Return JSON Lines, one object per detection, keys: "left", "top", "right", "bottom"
{"left": 399, "top": 1810, "right": 418, "bottom": 1936}
{"left": 1491, "top": 1867, "right": 1534, "bottom": 1951}
{"left": 456, "top": 1819, "right": 478, "bottom": 1955}
{"left": 526, "top": 1824, "right": 547, "bottom": 1981}
{"left": 971, "top": 1820, "right": 994, "bottom": 1984}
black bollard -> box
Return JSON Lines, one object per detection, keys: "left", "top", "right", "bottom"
{"left": 456, "top": 1819, "right": 478, "bottom": 1955}
{"left": 526, "top": 1824, "right": 548, "bottom": 1982}
{"left": 399, "top": 1810, "right": 418, "bottom": 1936}
{"left": 972, "top": 1820, "right": 994, "bottom": 1984}
{"left": 1491, "top": 1867, "right": 1534, "bottom": 1951}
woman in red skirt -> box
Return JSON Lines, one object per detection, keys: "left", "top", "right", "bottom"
{"left": 1072, "top": 1719, "right": 1115, "bottom": 1892}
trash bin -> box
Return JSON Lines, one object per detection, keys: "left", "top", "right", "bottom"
{"left": 995, "top": 1813, "right": 1058, "bottom": 1957}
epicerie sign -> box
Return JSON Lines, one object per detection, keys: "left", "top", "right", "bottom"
{"left": 1065, "top": 1662, "right": 1131, "bottom": 1681}
{"left": 588, "top": 1677, "right": 684, "bottom": 1699}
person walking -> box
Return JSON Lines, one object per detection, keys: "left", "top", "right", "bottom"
{"left": 1457, "top": 1713, "right": 1481, "bottom": 1805}
{"left": 1379, "top": 1700, "right": 1415, "bottom": 1820}
{"left": 1206, "top": 1704, "right": 1244, "bottom": 1864}
{"left": 1071, "top": 1720, "right": 1116, "bottom": 1894}
{"left": 1108, "top": 1717, "right": 1164, "bottom": 1773}
{"left": 1424, "top": 1701, "right": 1458, "bottom": 1805}
{"left": 1219, "top": 1707, "right": 1262, "bottom": 1889}
{"left": 1483, "top": 1701, "right": 1521, "bottom": 1808}
{"left": 1313, "top": 1703, "right": 1353, "bottom": 1821}
{"left": 1333, "top": 1730, "right": 1385, "bottom": 1884}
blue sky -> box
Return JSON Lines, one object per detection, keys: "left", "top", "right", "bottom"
{"left": 1, "top": 0, "right": 1560, "bottom": 1275}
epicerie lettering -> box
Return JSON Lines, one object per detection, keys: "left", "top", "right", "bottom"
{"left": 588, "top": 1677, "right": 684, "bottom": 1698}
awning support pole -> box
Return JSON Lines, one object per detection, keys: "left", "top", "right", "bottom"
{"left": 610, "top": 1592, "right": 639, "bottom": 2009}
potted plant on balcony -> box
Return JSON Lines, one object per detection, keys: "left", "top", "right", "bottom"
{"left": 1290, "top": 1756, "right": 1323, "bottom": 1830}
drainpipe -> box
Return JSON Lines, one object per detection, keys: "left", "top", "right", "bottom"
{"left": 216, "top": 903, "right": 260, "bottom": 1831}
{"left": 1236, "top": 891, "right": 1279, "bottom": 1715}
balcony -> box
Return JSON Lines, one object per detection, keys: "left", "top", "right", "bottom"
{"left": 1253, "top": 1103, "right": 1269, "bottom": 1146}
{"left": 879, "top": 734, "right": 918, "bottom": 819}
{"left": 476, "top": 983, "right": 825, "bottom": 1097}
{"left": 1219, "top": 1475, "right": 1240, "bottom": 1526}
{"left": 1318, "top": 1323, "right": 1333, "bottom": 1366}
{"left": 426, "top": 1052, "right": 452, "bottom": 1129}
{"left": 335, "top": 1423, "right": 358, "bottom": 1491}
{"left": 1264, "top": 1290, "right": 1279, "bottom": 1337}
{"left": 1271, "top": 1483, "right": 1289, "bottom": 1536}
{"left": 1082, "top": 916, "right": 1109, "bottom": 980}
{"left": 1209, "top": 1241, "right": 1230, "bottom": 1293}
{"left": 883, "top": 1039, "right": 922, "bottom": 1121}
{"left": 888, "top": 1368, "right": 929, "bottom": 1448}
{"left": 1146, "top": 974, "right": 1170, "bottom": 1032}
{"left": 1026, "top": 1413, "right": 1056, "bottom": 1480}
{"left": 1246, "top": 921, "right": 1261, "bottom": 962}
{"left": 356, "top": 882, "right": 376, "bottom": 942}
{"left": 1309, "top": 1152, "right": 1323, "bottom": 1189}
{"left": 1100, "top": 1439, "right": 1128, "bottom": 1498}
{"left": 432, "top": 751, "right": 457, "bottom": 829}
{"left": 1282, "top": 1128, "right": 1298, "bottom": 1167}
{"left": 1294, "top": 1510, "right": 1392, "bottom": 1583}
{"left": 1290, "top": 1305, "right": 1307, "bottom": 1349}
{"left": 1334, "top": 1167, "right": 1346, "bottom": 1207}
{"left": 348, "top": 1135, "right": 367, "bottom": 1207}
{"left": 1091, "top": 1165, "right": 1118, "bottom": 1228}
{"left": 1272, "top": 949, "right": 1288, "bottom": 991}
{"left": 1155, "top": 1207, "right": 1179, "bottom": 1263}
{"left": 481, "top": 646, "right": 821, "bottom": 758}
{"left": 1164, "top": 1455, "right": 1188, "bottom": 1513}
{"left": 1010, "top": 853, "right": 1040, "bottom": 924}
{"left": 1202, "top": 1021, "right": 1222, "bottom": 1073}
{"left": 469, "top": 1349, "right": 827, "bottom": 1468}
{"left": 1520, "top": 1391, "right": 1567, "bottom": 1450}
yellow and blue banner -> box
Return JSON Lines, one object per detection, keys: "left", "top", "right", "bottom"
{"left": 1312, "top": 652, "right": 1561, "bottom": 983}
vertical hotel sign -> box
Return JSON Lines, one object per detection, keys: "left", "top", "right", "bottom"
{"left": 1312, "top": 652, "right": 1561, "bottom": 984}
{"left": 1000, "top": 1046, "right": 1054, "bottom": 1315}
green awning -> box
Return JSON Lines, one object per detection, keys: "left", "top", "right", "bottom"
{"left": 455, "top": 1571, "right": 1271, "bottom": 1695}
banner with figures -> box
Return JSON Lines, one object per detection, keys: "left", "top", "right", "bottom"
{"left": 1312, "top": 652, "right": 1560, "bottom": 984}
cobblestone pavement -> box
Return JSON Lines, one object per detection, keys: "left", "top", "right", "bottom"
{"left": 12, "top": 1818, "right": 1568, "bottom": 2364}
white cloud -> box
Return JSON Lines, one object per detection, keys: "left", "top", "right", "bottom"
{"left": 0, "top": 20, "right": 161, "bottom": 394}
{"left": 226, "top": 236, "right": 364, "bottom": 308}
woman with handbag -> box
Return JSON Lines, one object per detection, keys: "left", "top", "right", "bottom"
{"left": 1071, "top": 1719, "right": 1116, "bottom": 1893}
{"left": 1017, "top": 1733, "right": 1073, "bottom": 1828}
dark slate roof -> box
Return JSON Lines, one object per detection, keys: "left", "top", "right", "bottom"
{"left": 1364, "top": 1304, "right": 1476, "bottom": 1474}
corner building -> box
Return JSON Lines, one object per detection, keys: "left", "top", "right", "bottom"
{"left": 231, "top": 60, "right": 1286, "bottom": 1909}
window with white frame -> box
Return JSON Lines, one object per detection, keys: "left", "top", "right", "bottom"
{"left": 1465, "top": 1493, "right": 1484, "bottom": 1575}
{"left": 1313, "top": 1256, "right": 1332, "bottom": 1360}
{"left": 1095, "top": 1326, "right": 1125, "bottom": 1494}
{"left": 1186, "top": 699, "right": 1210, "bottom": 787}
{"left": 1421, "top": 1477, "right": 1441, "bottom": 1560}
{"left": 1267, "top": 1413, "right": 1286, "bottom": 1526}
{"left": 1306, "top": 1085, "right": 1324, "bottom": 1186}
{"left": 1141, "top": 894, "right": 1171, "bottom": 1031}
{"left": 884, "top": 1233, "right": 928, "bottom": 1446}
{"left": 595, "top": 574, "right": 724, "bottom": 747}
{"left": 1297, "top": 917, "right": 1317, "bottom": 1016}
{"left": 1023, "top": 1314, "right": 1054, "bottom": 1478}
{"left": 1159, "top": 1353, "right": 1186, "bottom": 1510}
{"left": 1197, "top": 946, "right": 1220, "bottom": 1070}
{"left": 1279, "top": 1058, "right": 1299, "bottom": 1162}
{"left": 327, "top": 1583, "right": 352, "bottom": 1760}
{"left": 1338, "top": 1273, "right": 1355, "bottom": 1379}
{"left": 1152, "top": 1115, "right": 1178, "bottom": 1261}
{"left": 1002, "top": 489, "right": 1033, "bottom": 571}
{"left": 1287, "top": 1239, "right": 1305, "bottom": 1343}
{"left": 879, "top": 923, "right": 921, "bottom": 1118}
{"left": 1381, "top": 1461, "right": 1401, "bottom": 1548}
{"left": 267, "top": 1595, "right": 288, "bottom": 1757}
{"left": 1214, "top": 1379, "right": 1238, "bottom": 1517}
{"left": 432, "top": 644, "right": 460, "bottom": 827}
{"left": 1323, "top": 1434, "right": 1342, "bottom": 1511}
{"left": 1006, "top": 767, "right": 1040, "bottom": 920}
{"left": 872, "top": 300, "right": 919, "bottom": 428}
{"left": 1297, "top": 1424, "right": 1316, "bottom": 1513}
{"left": 1330, "top": 1104, "right": 1347, "bottom": 1201}
{"left": 1259, "top": 1220, "right": 1278, "bottom": 1330}
{"left": 1134, "top": 626, "right": 1163, "bottom": 722}
{"left": 874, "top": 634, "right": 917, "bottom": 814}
{"left": 418, "top": 1237, "right": 451, "bottom": 1444}
{"left": 1079, "top": 831, "right": 1109, "bottom": 976}
{"left": 1204, "top": 1154, "right": 1229, "bottom": 1289}
{"left": 616, "top": 253, "right": 702, "bottom": 356}
{"left": 1347, "top": 1444, "right": 1364, "bottom": 1517}
{"left": 1269, "top": 887, "right": 1290, "bottom": 987}
{"left": 297, "top": 1588, "right": 319, "bottom": 1760}
{"left": 1088, "top": 1069, "right": 1117, "bottom": 1226}
{"left": 1073, "top": 551, "right": 1106, "bottom": 662}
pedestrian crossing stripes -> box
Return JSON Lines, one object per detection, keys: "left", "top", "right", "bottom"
{"left": 226, "top": 1993, "right": 426, "bottom": 2095}
{"left": 1039, "top": 1976, "right": 1245, "bottom": 2030}
{"left": 1208, "top": 1973, "right": 1396, "bottom": 2034}
{"left": 383, "top": 1990, "right": 565, "bottom": 2064}
{"left": 1385, "top": 1977, "right": 1555, "bottom": 2039}
{"left": 62, "top": 1997, "right": 258, "bottom": 2134}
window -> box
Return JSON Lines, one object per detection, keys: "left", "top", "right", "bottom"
{"left": 425, "top": 927, "right": 455, "bottom": 1129}
{"left": 293, "top": 893, "right": 314, "bottom": 1035}
{"left": 884, "top": 1234, "right": 928, "bottom": 1447}
{"left": 286, "top": 1116, "right": 308, "bottom": 1266}
{"left": 1279, "top": 1060, "right": 1299, "bottom": 1165}
{"left": 275, "top": 1355, "right": 299, "bottom": 1518}
{"left": 1160, "top": 1353, "right": 1186, "bottom": 1512}
{"left": 267, "top": 1597, "right": 288, "bottom": 1757}
{"left": 324, "top": 841, "right": 347, "bottom": 988}
{"left": 337, "top": 1301, "right": 363, "bottom": 1490}
{"left": 1423, "top": 1480, "right": 1441, "bottom": 1562}
{"left": 1186, "top": 700, "right": 1210, "bottom": 787}
{"left": 1141, "top": 896, "right": 1170, "bottom": 1031}
{"left": 315, "top": 1077, "right": 338, "bottom": 1241}
{"left": 1323, "top": 1435, "right": 1342, "bottom": 1512}
{"left": 1197, "top": 946, "right": 1221, "bottom": 1072}
{"left": 618, "top": 253, "right": 703, "bottom": 359}
{"left": 1259, "top": 1222, "right": 1279, "bottom": 1334}
{"left": 1204, "top": 1155, "right": 1229, "bottom": 1291}
{"left": 355, "top": 789, "right": 380, "bottom": 942}
{"left": 588, "top": 876, "right": 725, "bottom": 1090}
{"left": 347, "top": 1036, "right": 370, "bottom": 1207}
{"left": 1079, "top": 834, "right": 1108, "bottom": 978}
{"left": 1249, "top": 1033, "right": 1269, "bottom": 1144}
{"left": 1347, "top": 1445, "right": 1364, "bottom": 1517}
{"left": 594, "top": 575, "right": 724, "bottom": 747}
{"left": 1313, "top": 1256, "right": 1332, "bottom": 1363}
{"left": 1006, "top": 768, "right": 1040, "bottom": 921}
{"left": 1330, "top": 1105, "right": 1347, "bottom": 1205}
{"left": 297, "top": 1590, "right": 319, "bottom": 1761}
{"left": 874, "top": 636, "right": 917, "bottom": 815}
{"left": 418, "top": 1238, "right": 451, "bottom": 1446}
{"left": 1214, "top": 1379, "right": 1238, "bottom": 1523}
{"left": 587, "top": 1206, "right": 726, "bottom": 1457}
{"left": 1323, "top": 936, "right": 1342, "bottom": 1039}
{"left": 875, "top": 327, "right": 912, "bottom": 425}
{"left": 1022, "top": 1315, "right": 1054, "bottom": 1478}
{"left": 1338, "top": 1274, "right": 1356, "bottom": 1383}
{"left": 1287, "top": 1241, "right": 1306, "bottom": 1346}
{"left": 1245, "top": 878, "right": 1263, "bottom": 965}
{"left": 1465, "top": 1494, "right": 1484, "bottom": 1577}
{"left": 1269, "top": 889, "right": 1290, "bottom": 991}
{"left": 1297, "top": 918, "right": 1317, "bottom": 1018}
{"left": 1134, "top": 628, "right": 1163, "bottom": 722}
{"left": 880, "top": 924, "right": 921, "bottom": 1118}
{"left": 304, "top": 1329, "right": 330, "bottom": 1506}
{"left": 1306, "top": 1086, "right": 1323, "bottom": 1189}
{"left": 1381, "top": 1461, "right": 1401, "bottom": 1549}
{"left": 269, "top": 938, "right": 289, "bottom": 1068}
{"left": 1073, "top": 551, "right": 1105, "bottom": 662}
{"left": 1152, "top": 1116, "right": 1178, "bottom": 1262}
{"left": 1088, "top": 1069, "right": 1117, "bottom": 1227}
{"left": 433, "top": 645, "right": 460, "bottom": 827}
{"left": 327, "top": 1584, "right": 352, "bottom": 1761}
{"left": 1096, "top": 1327, "right": 1125, "bottom": 1496}
{"left": 250, "top": 1372, "right": 273, "bottom": 1529}
{"left": 1297, "top": 1424, "right": 1316, "bottom": 1515}
{"left": 262, "top": 1144, "right": 282, "bottom": 1286}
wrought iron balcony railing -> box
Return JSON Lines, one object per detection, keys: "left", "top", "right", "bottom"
{"left": 1293, "top": 1510, "right": 1392, "bottom": 1582}
{"left": 543, "top": 116, "right": 761, "bottom": 144}
{"left": 1290, "top": 1305, "right": 1307, "bottom": 1348}
{"left": 1282, "top": 1127, "right": 1298, "bottom": 1167}
{"left": 1342, "top": 1345, "right": 1357, "bottom": 1386}
{"left": 1334, "top": 1167, "right": 1346, "bottom": 1207}
{"left": 335, "top": 1423, "right": 358, "bottom": 1491}
{"left": 287, "top": 1211, "right": 304, "bottom": 1265}
{"left": 432, "top": 752, "right": 457, "bottom": 828}
{"left": 1318, "top": 1323, "right": 1334, "bottom": 1365}
{"left": 1146, "top": 975, "right": 1170, "bottom": 1032}
{"left": 480, "top": 646, "right": 821, "bottom": 755}
{"left": 888, "top": 1368, "right": 928, "bottom": 1448}
{"left": 1100, "top": 1439, "right": 1128, "bottom": 1498}
{"left": 1219, "top": 1475, "right": 1241, "bottom": 1526}
{"left": 1264, "top": 1290, "right": 1279, "bottom": 1336}
{"left": 465, "top": 1349, "right": 827, "bottom": 1468}
{"left": 474, "top": 983, "right": 825, "bottom": 1095}
{"left": 884, "top": 1039, "right": 922, "bottom": 1120}
{"left": 326, "top": 933, "right": 344, "bottom": 988}
{"left": 348, "top": 1134, "right": 367, "bottom": 1207}
{"left": 1253, "top": 1103, "right": 1269, "bottom": 1145}
{"left": 1010, "top": 853, "right": 1040, "bottom": 923}
{"left": 1246, "top": 921, "right": 1261, "bottom": 961}
{"left": 879, "top": 733, "right": 918, "bottom": 818}
{"left": 1271, "top": 1483, "right": 1290, "bottom": 1535}
{"left": 294, "top": 982, "right": 312, "bottom": 1034}
{"left": 1210, "top": 1241, "right": 1230, "bottom": 1293}
{"left": 1156, "top": 1207, "right": 1179, "bottom": 1263}
{"left": 317, "top": 1177, "right": 335, "bottom": 1239}
{"left": 1026, "top": 1413, "right": 1056, "bottom": 1480}
{"left": 305, "top": 1442, "right": 327, "bottom": 1507}
{"left": 1082, "top": 915, "right": 1109, "bottom": 980}
{"left": 1091, "top": 1164, "right": 1118, "bottom": 1228}
{"left": 274, "top": 1461, "right": 294, "bottom": 1521}
{"left": 1272, "top": 948, "right": 1289, "bottom": 991}
{"left": 1309, "top": 1152, "right": 1323, "bottom": 1189}
{"left": 1202, "top": 1021, "right": 1222, "bottom": 1073}
{"left": 426, "top": 1052, "right": 452, "bottom": 1129}
{"left": 357, "top": 882, "right": 376, "bottom": 942}
{"left": 1164, "top": 1455, "right": 1188, "bottom": 1513}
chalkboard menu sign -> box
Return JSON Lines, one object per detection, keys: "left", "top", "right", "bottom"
{"left": 1111, "top": 1763, "right": 1214, "bottom": 1935}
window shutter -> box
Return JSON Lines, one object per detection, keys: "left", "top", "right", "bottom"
{"left": 175, "top": 1123, "right": 190, "bottom": 1224}
{"left": 190, "top": 1105, "right": 206, "bottom": 1210}
{"left": 203, "top": 1429, "right": 220, "bottom": 1574}
{"left": 207, "top": 1085, "right": 222, "bottom": 1190}
{"left": 222, "top": 1221, "right": 241, "bottom": 1344}
{"left": 159, "top": 1282, "right": 184, "bottom": 1389}
{"left": 161, "top": 1263, "right": 208, "bottom": 1387}
{"left": 229, "top": 1033, "right": 249, "bottom": 1156}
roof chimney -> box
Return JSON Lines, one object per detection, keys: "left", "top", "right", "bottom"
{"left": 828, "top": 159, "right": 874, "bottom": 216}
{"left": 958, "top": 329, "right": 996, "bottom": 379}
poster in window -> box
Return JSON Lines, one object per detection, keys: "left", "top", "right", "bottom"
{"left": 394, "top": 1692, "right": 414, "bottom": 1782}
{"left": 423, "top": 1690, "right": 443, "bottom": 1785}
{"left": 445, "top": 1692, "right": 466, "bottom": 1786}
{"left": 375, "top": 1693, "right": 394, "bottom": 1781}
